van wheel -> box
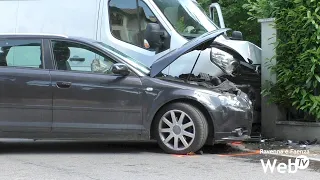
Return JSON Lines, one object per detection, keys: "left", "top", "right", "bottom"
{"left": 154, "top": 103, "right": 208, "bottom": 154}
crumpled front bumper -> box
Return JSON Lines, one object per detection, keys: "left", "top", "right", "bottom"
{"left": 213, "top": 107, "right": 253, "bottom": 143}
{"left": 207, "top": 94, "right": 254, "bottom": 144}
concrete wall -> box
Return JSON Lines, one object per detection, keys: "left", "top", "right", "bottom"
{"left": 275, "top": 121, "right": 320, "bottom": 141}
{"left": 259, "top": 18, "right": 280, "bottom": 138}
{"left": 259, "top": 18, "right": 320, "bottom": 141}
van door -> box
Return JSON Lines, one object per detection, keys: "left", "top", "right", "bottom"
{"left": 99, "top": 0, "right": 172, "bottom": 67}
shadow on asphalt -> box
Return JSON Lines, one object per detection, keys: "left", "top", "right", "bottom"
{"left": 1, "top": 140, "right": 319, "bottom": 172}
{"left": 0, "top": 140, "right": 239, "bottom": 155}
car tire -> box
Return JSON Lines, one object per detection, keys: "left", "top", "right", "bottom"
{"left": 154, "top": 102, "right": 208, "bottom": 154}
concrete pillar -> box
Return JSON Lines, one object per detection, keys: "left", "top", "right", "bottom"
{"left": 259, "top": 18, "right": 277, "bottom": 84}
{"left": 258, "top": 18, "right": 285, "bottom": 138}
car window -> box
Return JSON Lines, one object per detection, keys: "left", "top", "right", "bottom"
{"left": 0, "top": 39, "right": 43, "bottom": 69}
{"left": 109, "top": 0, "right": 166, "bottom": 51}
{"left": 51, "top": 40, "right": 117, "bottom": 74}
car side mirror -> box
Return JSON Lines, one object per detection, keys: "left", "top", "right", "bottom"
{"left": 230, "top": 31, "right": 243, "bottom": 40}
{"left": 144, "top": 23, "right": 169, "bottom": 53}
{"left": 111, "top": 63, "right": 130, "bottom": 76}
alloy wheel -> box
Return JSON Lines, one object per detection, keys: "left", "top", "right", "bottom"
{"left": 158, "top": 110, "right": 196, "bottom": 151}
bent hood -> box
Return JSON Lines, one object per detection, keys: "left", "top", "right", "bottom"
{"left": 150, "top": 28, "right": 230, "bottom": 78}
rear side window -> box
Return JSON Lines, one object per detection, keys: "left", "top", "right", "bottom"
{"left": 0, "top": 39, "right": 43, "bottom": 69}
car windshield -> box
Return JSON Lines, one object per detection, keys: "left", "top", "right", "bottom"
{"left": 153, "top": 0, "right": 218, "bottom": 39}
{"left": 95, "top": 42, "right": 150, "bottom": 75}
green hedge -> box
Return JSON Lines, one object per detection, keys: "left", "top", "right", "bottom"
{"left": 256, "top": 0, "right": 320, "bottom": 120}
{"left": 199, "top": 0, "right": 261, "bottom": 46}
{"left": 201, "top": 0, "right": 320, "bottom": 120}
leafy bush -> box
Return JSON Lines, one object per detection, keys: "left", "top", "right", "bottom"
{"left": 198, "top": 0, "right": 261, "bottom": 46}
{"left": 247, "top": 0, "right": 320, "bottom": 120}
{"left": 242, "top": 0, "right": 276, "bottom": 20}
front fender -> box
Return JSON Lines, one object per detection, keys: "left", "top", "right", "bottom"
{"left": 142, "top": 87, "right": 220, "bottom": 134}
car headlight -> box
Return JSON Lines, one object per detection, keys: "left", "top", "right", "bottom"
{"left": 218, "top": 94, "right": 241, "bottom": 107}
{"left": 218, "top": 94, "right": 252, "bottom": 109}
{"left": 238, "top": 91, "right": 253, "bottom": 106}
{"left": 210, "top": 48, "right": 239, "bottom": 75}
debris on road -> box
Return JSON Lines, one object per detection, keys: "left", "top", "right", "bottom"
{"left": 298, "top": 139, "right": 318, "bottom": 145}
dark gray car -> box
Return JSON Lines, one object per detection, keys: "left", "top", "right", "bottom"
{"left": 0, "top": 29, "right": 252, "bottom": 154}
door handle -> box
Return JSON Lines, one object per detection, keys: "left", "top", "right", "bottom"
{"left": 56, "top": 81, "right": 72, "bottom": 89}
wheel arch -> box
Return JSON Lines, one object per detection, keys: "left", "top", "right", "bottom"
{"left": 149, "top": 98, "right": 215, "bottom": 143}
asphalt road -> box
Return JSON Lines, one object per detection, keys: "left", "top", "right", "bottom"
{"left": 0, "top": 140, "right": 319, "bottom": 180}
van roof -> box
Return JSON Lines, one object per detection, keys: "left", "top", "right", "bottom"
{"left": 0, "top": 33, "right": 100, "bottom": 44}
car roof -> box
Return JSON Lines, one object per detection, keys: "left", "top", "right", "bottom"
{"left": 0, "top": 33, "right": 68, "bottom": 39}
{"left": 0, "top": 33, "right": 99, "bottom": 44}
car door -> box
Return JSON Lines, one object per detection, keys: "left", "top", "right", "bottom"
{"left": 0, "top": 38, "right": 52, "bottom": 132}
{"left": 48, "top": 39, "right": 144, "bottom": 137}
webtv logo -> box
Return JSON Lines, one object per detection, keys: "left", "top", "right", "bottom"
{"left": 260, "top": 155, "right": 309, "bottom": 173}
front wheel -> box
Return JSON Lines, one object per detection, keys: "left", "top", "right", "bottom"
{"left": 154, "top": 103, "right": 208, "bottom": 154}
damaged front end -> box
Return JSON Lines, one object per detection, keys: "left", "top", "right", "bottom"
{"left": 177, "top": 72, "right": 256, "bottom": 142}
{"left": 150, "top": 29, "right": 261, "bottom": 140}
{"left": 176, "top": 40, "right": 261, "bottom": 134}
{"left": 209, "top": 41, "right": 261, "bottom": 135}
{"left": 157, "top": 71, "right": 254, "bottom": 143}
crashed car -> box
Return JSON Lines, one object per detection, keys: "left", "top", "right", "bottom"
{"left": 0, "top": 30, "right": 253, "bottom": 154}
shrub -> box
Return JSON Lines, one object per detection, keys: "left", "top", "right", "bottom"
{"left": 199, "top": 0, "right": 261, "bottom": 46}
{"left": 247, "top": 0, "right": 320, "bottom": 120}
{"left": 242, "top": 0, "right": 276, "bottom": 20}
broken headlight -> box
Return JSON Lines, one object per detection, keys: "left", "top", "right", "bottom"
{"left": 210, "top": 48, "right": 239, "bottom": 76}
{"left": 218, "top": 94, "right": 252, "bottom": 110}
{"left": 218, "top": 94, "right": 241, "bottom": 107}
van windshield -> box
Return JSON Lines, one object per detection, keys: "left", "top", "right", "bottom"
{"left": 153, "top": 0, "right": 218, "bottom": 39}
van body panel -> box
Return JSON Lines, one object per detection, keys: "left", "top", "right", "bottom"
{"left": 0, "top": 0, "right": 99, "bottom": 40}
{"left": 0, "top": 1, "right": 19, "bottom": 33}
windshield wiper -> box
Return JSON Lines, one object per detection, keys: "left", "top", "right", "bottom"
{"left": 182, "top": 35, "right": 197, "bottom": 40}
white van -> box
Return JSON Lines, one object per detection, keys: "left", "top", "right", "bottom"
{"left": 0, "top": 0, "right": 261, "bottom": 126}
{"left": 0, "top": 0, "right": 260, "bottom": 71}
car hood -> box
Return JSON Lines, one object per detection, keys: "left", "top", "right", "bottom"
{"left": 150, "top": 28, "right": 230, "bottom": 78}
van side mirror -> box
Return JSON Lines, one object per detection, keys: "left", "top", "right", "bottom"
{"left": 231, "top": 31, "right": 243, "bottom": 40}
{"left": 111, "top": 63, "right": 130, "bottom": 76}
{"left": 144, "top": 23, "right": 169, "bottom": 53}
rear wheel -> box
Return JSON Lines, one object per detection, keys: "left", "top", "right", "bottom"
{"left": 154, "top": 103, "right": 208, "bottom": 154}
